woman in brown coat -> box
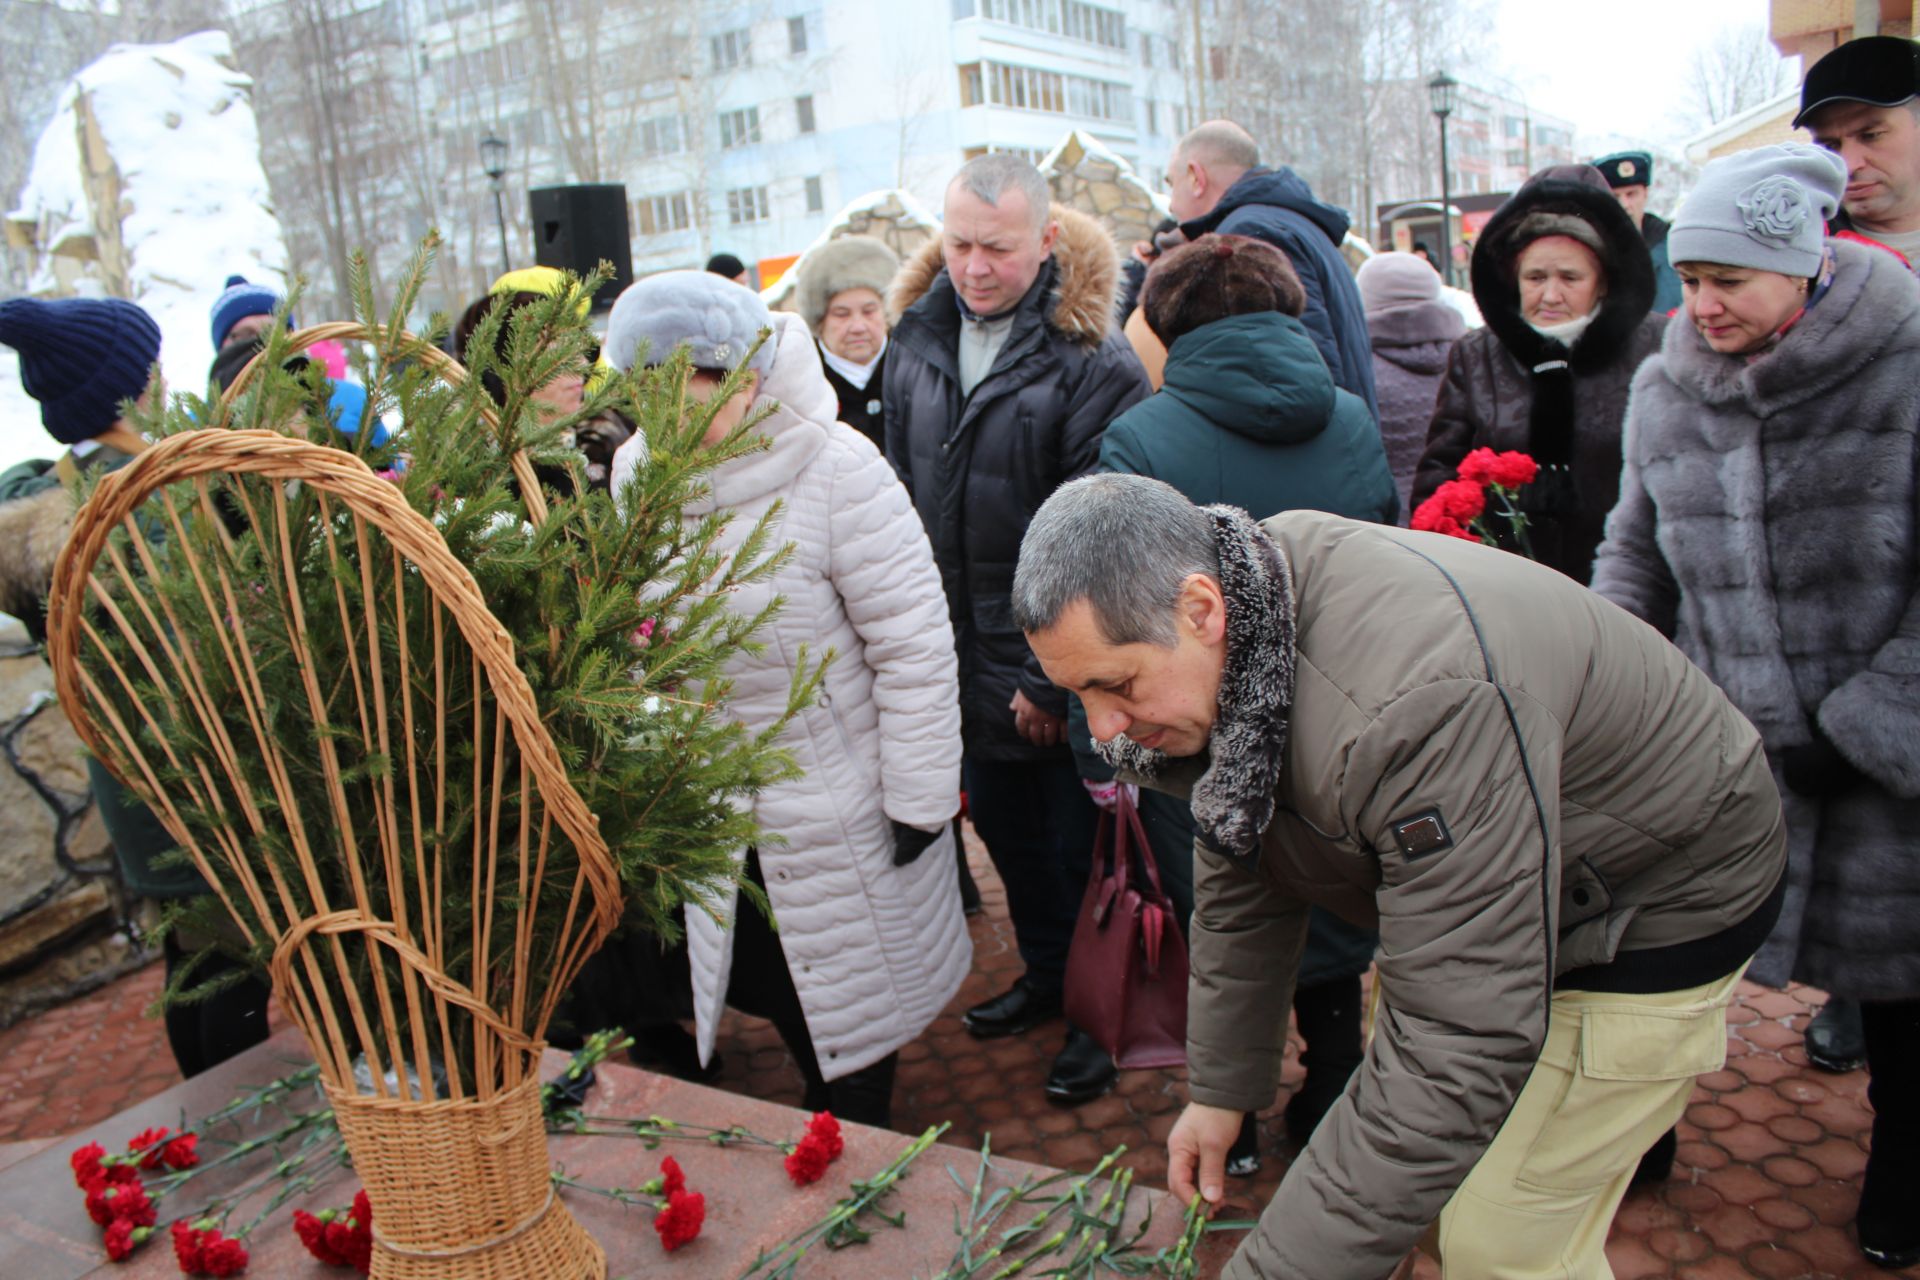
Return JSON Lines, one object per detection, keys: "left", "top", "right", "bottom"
{"left": 1411, "top": 164, "right": 1664, "bottom": 582}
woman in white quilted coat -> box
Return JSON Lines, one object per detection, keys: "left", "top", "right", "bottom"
{"left": 604, "top": 271, "right": 968, "bottom": 1126}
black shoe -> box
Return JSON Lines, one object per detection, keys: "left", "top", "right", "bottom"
{"left": 963, "top": 978, "right": 1062, "bottom": 1039}
{"left": 1044, "top": 1027, "right": 1116, "bottom": 1105}
{"left": 1805, "top": 997, "right": 1868, "bottom": 1073}
{"left": 1858, "top": 1138, "right": 1920, "bottom": 1269}
{"left": 1630, "top": 1127, "right": 1677, "bottom": 1188}
{"left": 1225, "top": 1113, "right": 1261, "bottom": 1177}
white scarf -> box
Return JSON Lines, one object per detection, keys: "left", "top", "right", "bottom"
{"left": 818, "top": 337, "right": 886, "bottom": 391}
{"left": 1527, "top": 305, "right": 1601, "bottom": 348}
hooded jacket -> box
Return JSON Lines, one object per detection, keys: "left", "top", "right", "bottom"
{"left": 1108, "top": 507, "right": 1785, "bottom": 1280}
{"left": 883, "top": 205, "right": 1151, "bottom": 760}
{"left": 1179, "top": 167, "right": 1379, "bottom": 422}
{"left": 1364, "top": 299, "right": 1465, "bottom": 520}
{"left": 612, "top": 312, "right": 970, "bottom": 1077}
{"left": 1592, "top": 238, "right": 1920, "bottom": 1002}
{"left": 1411, "top": 169, "right": 1665, "bottom": 582}
{"left": 1642, "top": 210, "right": 1683, "bottom": 313}
{"left": 1098, "top": 311, "right": 1396, "bottom": 524}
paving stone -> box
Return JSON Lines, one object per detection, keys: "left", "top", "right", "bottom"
{"left": 1760, "top": 1154, "right": 1822, "bottom": 1188}
{"left": 1765, "top": 1114, "right": 1823, "bottom": 1145}
{"left": 1649, "top": 1227, "right": 1713, "bottom": 1263}
{"left": 1751, "top": 1196, "right": 1814, "bottom": 1231}
{"left": 1800, "top": 1136, "right": 1868, "bottom": 1181}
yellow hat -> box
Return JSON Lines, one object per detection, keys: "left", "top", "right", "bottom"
{"left": 489, "top": 266, "right": 592, "bottom": 319}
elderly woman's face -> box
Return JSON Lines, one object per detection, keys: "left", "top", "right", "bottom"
{"left": 819, "top": 288, "right": 886, "bottom": 363}
{"left": 1517, "top": 235, "right": 1605, "bottom": 326}
{"left": 1676, "top": 263, "right": 1809, "bottom": 355}
{"left": 685, "top": 368, "right": 760, "bottom": 446}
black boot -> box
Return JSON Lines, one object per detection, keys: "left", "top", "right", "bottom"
{"left": 1630, "top": 1127, "right": 1677, "bottom": 1188}
{"left": 964, "top": 977, "right": 1063, "bottom": 1038}
{"left": 1858, "top": 1000, "right": 1920, "bottom": 1269}
{"left": 1044, "top": 1025, "right": 1116, "bottom": 1105}
{"left": 1806, "top": 996, "right": 1868, "bottom": 1074}
{"left": 1284, "top": 976, "right": 1364, "bottom": 1144}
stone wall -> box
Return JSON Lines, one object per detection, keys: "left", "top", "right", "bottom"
{"left": 0, "top": 618, "right": 150, "bottom": 1026}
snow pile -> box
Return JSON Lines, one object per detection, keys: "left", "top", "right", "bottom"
{"left": 3, "top": 30, "right": 287, "bottom": 471}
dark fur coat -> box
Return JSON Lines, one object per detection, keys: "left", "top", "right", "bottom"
{"left": 1592, "top": 239, "right": 1920, "bottom": 1000}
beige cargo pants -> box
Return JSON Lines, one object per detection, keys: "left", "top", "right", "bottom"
{"left": 1433, "top": 964, "right": 1747, "bottom": 1279}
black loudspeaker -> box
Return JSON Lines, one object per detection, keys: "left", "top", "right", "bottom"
{"left": 528, "top": 184, "right": 633, "bottom": 308}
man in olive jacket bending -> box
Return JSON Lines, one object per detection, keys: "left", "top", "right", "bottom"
{"left": 1012, "top": 474, "right": 1787, "bottom": 1279}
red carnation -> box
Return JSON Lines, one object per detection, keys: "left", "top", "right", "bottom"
{"left": 87, "top": 1181, "right": 155, "bottom": 1228}
{"left": 783, "top": 1134, "right": 832, "bottom": 1186}
{"left": 805, "top": 1112, "right": 844, "bottom": 1161}
{"left": 1431, "top": 478, "right": 1486, "bottom": 522}
{"left": 653, "top": 1188, "right": 705, "bottom": 1252}
{"left": 293, "top": 1210, "right": 346, "bottom": 1266}
{"left": 1487, "top": 451, "right": 1539, "bottom": 490}
{"left": 161, "top": 1133, "right": 200, "bottom": 1170}
{"left": 129, "top": 1127, "right": 172, "bottom": 1170}
{"left": 1410, "top": 501, "right": 1471, "bottom": 540}
{"left": 103, "top": 1219, "right": 152, "bottom": 1262}
{"left": 198, "top": 1230, "right": 249, "bottom": 1277}
{"left": 73, "top": 1141, "right": 108, "bottom": 1190}
{"left": 659, "top": 1155, "right": 686, "bottom": 1197}
{"left": 1456, "top": 446, "right": 1500, "bottom": 486}
{"left": 171, "top": 1221, "right": 204, "bottom": 1272}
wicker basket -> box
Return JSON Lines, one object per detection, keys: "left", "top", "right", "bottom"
{"left": 48, "top": 324, "right": 615, "bottom": 1279}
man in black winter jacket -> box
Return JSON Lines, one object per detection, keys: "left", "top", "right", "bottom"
{"left": 883, "top": 154, "right": 1150, "bottom": 1104}
{"left": 1163, "top": 121, "right": 1378, "bottom": 422}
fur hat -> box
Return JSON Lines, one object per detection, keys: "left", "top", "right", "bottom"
{"left": 209, "top": 274, "right": 287, "bottom": 349}
{"left": 604, "top": 270, "right": 775, "bottom": 374}
{"left": 1669, "top": 144, "right": 1845, "bottom": 278}
{"left": 0, "top": 296, "right": 162, "bottom": 444}
{"left": 794, "top": 238, "right": 901, "bottom": 333}
{"left": 1356, "top": 251, "right": 1443, "bottom": 314}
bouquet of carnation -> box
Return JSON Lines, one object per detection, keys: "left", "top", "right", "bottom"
{"left": 1411, "top": 447, "right": 1540, "bottom": 557}
{"left": 46, "top": 241, "right": 814, "bottom": 1278}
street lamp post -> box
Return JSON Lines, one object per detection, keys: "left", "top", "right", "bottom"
{"left": 1427, "top": 71, "right": 1458, "bottom": 288}
{"left": 479, "top": 131, "right": 511, "bottom": 277}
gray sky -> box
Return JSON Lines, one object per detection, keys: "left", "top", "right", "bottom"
{"left": 1489, "top": 0, "right": 1785, "bottom": 152}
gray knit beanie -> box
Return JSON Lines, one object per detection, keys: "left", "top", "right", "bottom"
{"left": 1356, "top": 251, "right": 1442, "bottom": 314}
{"left": 1668, "top": 144, "right": 1846, "bottom": 278}
{"left": 794, "top": 238, "right": 900, "bottom": 333}
{"left": 604, "top": 270, "right": 775, "bottom": 374}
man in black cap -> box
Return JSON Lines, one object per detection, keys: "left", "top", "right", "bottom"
{"left": 1798, "top": 34, "right": 1920, "bottom": 267}
{"left": 1593, "top": 150, "right": 1682, "bottom": 312}
{"left": 704, "top": 252, "right": 751, "bottom": 285}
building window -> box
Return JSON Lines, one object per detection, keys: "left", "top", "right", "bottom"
{"left": 719, "top": 106, "right": 762, "bottom": 149}
{"left": 959, "top": 63, "right": 984, "bottom": 107}
{"left": 727, "top": 186, "right": 772, "bottom": 225}
{"left": 976, "top": 0, "right": 1126, "bottom": 50}
{"left": 965, "top": 59, "right": 1130, "bottom": 121}
{"left": 1139, "top": 31, "right": 1152, "bottom": 67}
{"left": 788, "top": 15, "right": 808, "bottom": 54}
{"left": 1142, "top": 98, "right": 1156, "bottom": 135}
{"left": 636, "top": 192, "right": 691, "bottom": 236}
{"left": 638, "top": 113, "right": 686, "bottom": 158}
{"left": 795, "top": 94, "right": 816, "bottom": 134}
{"left": 710, "top": 28, "right": 750, "bottom": 71}
{"left": 805, "top": 175, "right": 823, "bottom": 213}
{"left": 952, "top": 0, "right": 974, "bottom": 15}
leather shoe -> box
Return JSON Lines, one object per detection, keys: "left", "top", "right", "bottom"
{"left": 1044, "top": 1026, "right": 1116, "bottom": 1105}
{"left": 1805, "top": 996, "right": 1868, "bottom": 1074}
{"left": 963, "top": 978, "right": 1062, "bottom": 1039}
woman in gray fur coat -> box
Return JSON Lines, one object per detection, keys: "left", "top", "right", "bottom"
{"left": 1591, "top": 143, "right": 1919, "bottom": 1270}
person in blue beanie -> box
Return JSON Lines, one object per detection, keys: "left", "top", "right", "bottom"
{"left": 0, "top": 294, "right": 274, "bottom": 1079}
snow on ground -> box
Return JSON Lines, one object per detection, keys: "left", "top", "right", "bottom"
{"left": 0, "top": 355, "right": 44, "bottom": 475}
{"left": 6, "top": 30, "right": 287, "bottom": 443}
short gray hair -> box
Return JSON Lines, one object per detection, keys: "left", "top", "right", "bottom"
{"left": 1012, "top": 475, "right": 1219, "bottom": 646}
{"left": 950, "top": 153, "right": 1053, "bottom": 233}
{"left": 1175, "top": 120, "right": 1261, "bottom": 173}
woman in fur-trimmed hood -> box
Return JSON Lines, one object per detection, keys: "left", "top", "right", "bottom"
{"left": 1590, "top": 143, "right": 1920, "bottom": 1268}
{"left": 1411, "top": 163, "right": 1665, "bottom": 581}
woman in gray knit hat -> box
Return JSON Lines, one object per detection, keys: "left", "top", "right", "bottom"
{"left": 792, "top": 236, "right": 900, "bottom": 448}
{"left": 1592, "top": 142, "right": 1920, "bottom": 1270}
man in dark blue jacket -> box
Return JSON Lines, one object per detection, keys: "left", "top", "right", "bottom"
{"left": 1163, "top": 121, "right": 1378, "bottom": 422}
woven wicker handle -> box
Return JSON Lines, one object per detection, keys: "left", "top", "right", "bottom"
{"left": 214, "top": 320, "right": 550, "bottom": 528}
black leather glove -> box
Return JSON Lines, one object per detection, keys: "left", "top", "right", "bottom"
{"left": 1782, "top": 730, "right": 1864, "bottom": 798}
{"left": 891, "top": 821, "right": 942, "bottom": 867}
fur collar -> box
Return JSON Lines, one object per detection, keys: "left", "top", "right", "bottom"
{"left": 888, "top": 204, "right": 1121, "bottom": 348}
{"left": 1659, "top": 239, "right": 1920, "bottom": 416}
{"left": 1097, "top": 505, "right": 1297, "bottom": 863}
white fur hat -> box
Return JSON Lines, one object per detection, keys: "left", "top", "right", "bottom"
{"left": 793, "top": 238, "right": 901, "bottom": 332}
